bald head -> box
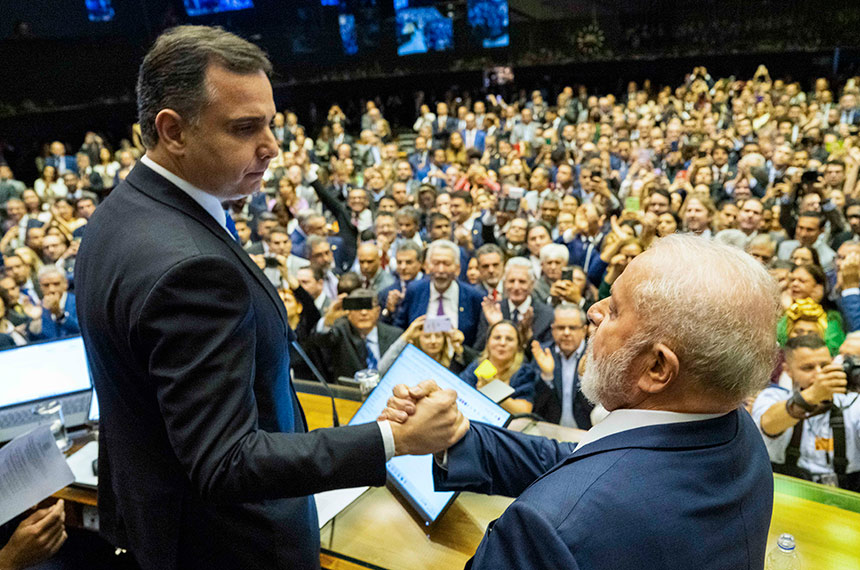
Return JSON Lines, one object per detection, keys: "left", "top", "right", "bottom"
{"left": 357, "top": 242, "right": 381, "bottom": 280}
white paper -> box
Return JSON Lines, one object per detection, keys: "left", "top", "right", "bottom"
{"left": 314, "top": 486, "right": 368, "bottom": 528}
{"left": 0, "top": 425, "right": 75, "bottom": 526}
{"left": 66, "top": 441, "right": 99, "bottom": 488}
{"left": 423, "top": 316, "right": 453, "bottom": 333}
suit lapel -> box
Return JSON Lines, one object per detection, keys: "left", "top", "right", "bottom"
{"left": 552, "top": 350, "right": 564, "bottom": 404}
{"left": 126, "top": 163, "right": 288, "bottom": 326}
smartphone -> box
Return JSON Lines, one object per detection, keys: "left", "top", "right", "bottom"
{"left": 502, "top": 197, "right": 520, "bottom": 212}
{"left": 801, "top": 170, "right": 821, "bottom": 185}
{"left": 561, "top": 267, "right": 573, "bottom": 281}
{"left": 343, "top": 296, "right": 374, "bottom": 311}
{"left": 625, "top": 197, "right": 641, "bottom": 212}
{"left": 264, "top": 257, "right": 280, "bottom": 268}
{"left": 508, "top": 186, "right": 525, "bottom": 199}
{"left": 423, "top": 316, "right": 453, "bottom": 333}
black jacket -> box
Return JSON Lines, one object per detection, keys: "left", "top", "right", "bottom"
{"left": 75, "top": 162, "right": 386, "bottom": 570}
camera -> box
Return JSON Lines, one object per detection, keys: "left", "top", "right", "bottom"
{"left": 842, "top": 356, "right": 860, "bottom": 392}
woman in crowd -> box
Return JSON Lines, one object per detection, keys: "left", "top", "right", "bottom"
{"left": 94, "top": 147, "right": 120, "bottom": 191}
{"left": 656, "top": 211, "right": 680, "bottom": 237}
{"left": 459, "top": 320, "right": 533, "bottom": 414}
{"left": 777, "top": 263, "right": 845, "bottom": 354}
{"left": 596, "top": 237, "right": 645, "bottom": 299}
{"left": 0, "top": 293, "right": 28, "bottom": 347}
{"left": 788, "top": 245, "right": 821, "bottom": 268}
{"left": 21, "top": 189, "right": 52, "bottom": 224}
{"left": 33, "top": 165, "right": 66, "bottom": 202}
{"left": 380, "top": 316, "right": 477, "bottom": 375}
{"left": 272, "top": 177, "right": 307, "bottom": 233}
{"left": 445, "top": 131, "right": 468, "bottom": 166}
{"left": 49, "top": 198, "right": 86, "bottom": 241}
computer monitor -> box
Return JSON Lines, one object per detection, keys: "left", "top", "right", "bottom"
{"left": 0, "top": 337, "right": 92, "bottom": 409}
{"left": 349, "top": 344, "right": 510, "bottom": 525}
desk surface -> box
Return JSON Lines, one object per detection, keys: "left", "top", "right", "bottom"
{"left": 59, "top": 393, "right": 860, "bottom": 570}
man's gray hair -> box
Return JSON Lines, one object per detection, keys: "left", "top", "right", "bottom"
{"left": 632, "top": 234, "right": 780, "bottom": 402}
{"left": 137, "top": 26, "right": 272, "bottom": 149}
{"left": 426, "top": 239, "right": 460, "bottom": 264}
{"left": 504, "top": 257, "right": 535, "bottom": 281}
{"left": 746, "top": 234, "right": 776, "bottom": 255}
{"left": 38, "top": 265, "right": 67, "bottom": 283}
{"left": 305, "top": 235, "right": 329, "bottom": 257}
{"left": 555, "top": 302, "right": 587, "bottom": 324}
{"left": 540, "top": 243, "right": 569, "bottom": 264}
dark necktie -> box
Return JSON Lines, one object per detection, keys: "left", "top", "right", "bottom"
{"left": 511, "top": 307, "right": 519, "bottom": 324}
{"left": 365, "top": 338, "right": 378, "bottom": 369}
{"left": 224, "top": 211, "right": 241, "bottom": 245}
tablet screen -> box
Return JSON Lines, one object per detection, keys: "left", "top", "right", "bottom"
{"left": 349, "top": 344, "right": 510, "bottom": 524}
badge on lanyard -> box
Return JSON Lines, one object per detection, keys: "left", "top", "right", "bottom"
{"left": 814, "top": 437, "right": 834, "bottom": 452}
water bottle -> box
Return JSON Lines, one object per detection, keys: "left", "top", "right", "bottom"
{"left": 765, "top": 533, "right": 800, "bottom": 570}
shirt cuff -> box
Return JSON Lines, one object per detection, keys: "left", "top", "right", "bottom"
{"left": 540, "top": 372, "right": 554, "bottom": 384}
{"left": 843, "top": 288, "right": 860, "bottom": 297}
{"left": 433, "top": 450, "right": 449, "bottom": 470}
{"left": 377, "top": 420, "right": 396, "bottom": 461}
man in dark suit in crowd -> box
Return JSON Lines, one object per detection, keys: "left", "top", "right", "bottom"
{"left": 74, "top": 26, "right": 467, "bottom": 570}
{"left": 306, "top": 288, "right": 402, "bottom": 382}
{"left": 528, "top": 303, "right": 593, "bottom": 428}
{"left": 393, "top": 239, "right": 483, "bottom": 347}
{"left": 475, "top": 257, "right": 554, "bottom": 351}
{"left": 382, "top": 235, "right": 779, "bottom": 569}
{"left": 44, "top": 141, "right": 78, "bottom": 175}
{"left": 378, "top": 241, "right": 423, "bottom": 324}
{"left": 27, "top": 266, "right": 80, "bottom": 341}
{"left": 431, "top": 102, "right": 459, "bottom": 148}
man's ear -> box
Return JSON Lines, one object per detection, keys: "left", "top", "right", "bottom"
{"left": 636, "top": 342, "right": 679, "bottom": 395}
{"left": 154, "top": 109, "right": 188, "bottom": 156}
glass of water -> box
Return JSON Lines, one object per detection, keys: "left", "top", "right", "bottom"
{"left": 32, "top": 400, "right": 71, "bottom": 452}
{"left": 355, "top": 369, "right": 380, "bottom": 399}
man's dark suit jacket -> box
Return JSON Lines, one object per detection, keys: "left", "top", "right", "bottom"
{"left": 75, "top": 162, "right": 387, "bottom": 570}
{"left": 305, "top": 318, "right": 402, "bottom": 382}
{"left": 431, "top": 116, "right": 459, "bottom": 147}
{"left": 392, "top": 278, "right": 484, "bottom": 347}
{"left": 473, "top": 296, "right": 554, "bottom": 351}
{"left": 435, "top": 410, "right": 773, "bottom": 569}
{"left": 522, "top": 341, "right": 593, "bottom": 428}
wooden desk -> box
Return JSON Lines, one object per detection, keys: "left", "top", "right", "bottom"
{"left": 56, "top": 394, "right": 860, "bottom": 570}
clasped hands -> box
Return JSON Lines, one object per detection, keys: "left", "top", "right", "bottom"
{"left": 378, "top": 380, "right": 470, "bottom": 457}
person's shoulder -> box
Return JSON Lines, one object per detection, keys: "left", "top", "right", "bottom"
{"left": 405, "top": 277, "right": 430, "bottom": 294}
{"left": 458, "top": 281, "right": 484, "bottom": 300}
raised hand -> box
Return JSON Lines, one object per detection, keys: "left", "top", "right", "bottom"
{"left": 386, "top": 289, "right": 403, "bottom": 314}
{"left": 531, "top": 340, "right": 555, "bottom": 377}
{"left": 482, "top": 296, "right": 503, "bottom": 326}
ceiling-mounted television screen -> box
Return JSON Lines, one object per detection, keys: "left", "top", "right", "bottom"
{"left": 85, "top": 0, "right": 115, "bottom": 22}
{"left": 395, "top": 2, "right": 453, "bottom": 56}
{"left": 468, "top": 0, "right": 509, "bottom": 48}
{"left": 183, "top": 0, "right": 255, "bottom": 17}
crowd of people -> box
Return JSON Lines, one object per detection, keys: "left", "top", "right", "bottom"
{"left": 3, "top": 63, "right": 860, "bottom": 490}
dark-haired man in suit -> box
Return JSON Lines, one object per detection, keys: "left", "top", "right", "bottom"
{"left": 75, "top": 25, "right": 467, "bottom": 570}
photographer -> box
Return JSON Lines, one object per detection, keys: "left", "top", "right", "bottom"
{"left": 752, "top": 334, "right": 860, "bottom": 491}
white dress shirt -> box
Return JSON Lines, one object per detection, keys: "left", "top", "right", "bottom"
{"left": 428, "top": 281, "right": 459, "bottom": 329}
{"left": 141, "top": 155, "right": 235, "bottom": 241}
{"left": 541, "top": 341, "right": 586, "bottom": 428}
{"left": 141, "top": 156, "right": 398, "bottom": 459}
{"left": 574, "top": 409, "right": 727, "bottom": 454}
{"left": 506, "top": 296, "right": 532, "bottom": 322}
{"left": 364, "top": 327, "right": 381, "bottom": 364}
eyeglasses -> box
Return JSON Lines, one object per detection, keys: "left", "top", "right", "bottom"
{"left": 552, "top": 324, "right": 584, "bottom": 332}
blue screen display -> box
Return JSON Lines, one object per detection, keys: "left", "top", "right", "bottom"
{"left": 467, "top": 0, "right": 509, "bottom": 48}
{"left": 395, "top": 2, "right": 453, "bottom": 56}
{"left": 183, "top": 0, "right": 255, "bottom": 17}
{"left": 349, "top": 344, "right": 510, "bottom": 523}
{"left": 85, "top": 0, "right": 115, "bottom": 22}
{"left": 339, "top": 13, "right": 359, "bottom": 55}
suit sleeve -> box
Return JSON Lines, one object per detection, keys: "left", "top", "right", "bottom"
{"left": 312, "top": 179, "right": 357, "bottom": 266}
{"left": 135, "top": 255, "right": 386, "bottom": 503}
{"left": 434, "top": 421, "right": 576, "bottom": 497}
{"left": 392, "top": 287, "right": 412, "bottom": 329}
{"left": 468, "top": 501, "right": 580, "bottom": 570}
{"left": 842, "top": 291, "right": 860, "bottom": 332}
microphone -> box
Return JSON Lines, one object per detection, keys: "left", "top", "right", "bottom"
{"left": 291, "top": 340, "right": 340, "bottom": 427}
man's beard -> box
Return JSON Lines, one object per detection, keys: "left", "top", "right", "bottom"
{"left": 580, "top": 333, "right": 650, "bottom": 408}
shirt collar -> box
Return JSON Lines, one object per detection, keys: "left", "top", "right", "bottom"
{"left": 508, "top": 295, "right": 532, "bottom": 315}
{"left": 575, "top": 409, "right": 727, "bottom": 453}
{"left": 141, "top": 155, "right": 229, "bottom": 236}
{"left": 431, "top": 280, "right": 458, "bottom": 301}
{"left": 554, "top": 339, "right": 585, "bottom": 361}
{"left": 365, "top": 326, "right": 379, "bottom": 343}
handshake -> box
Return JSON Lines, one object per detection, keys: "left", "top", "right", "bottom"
{"left": 378, "top": 380, "right": 471, "bottom": 457}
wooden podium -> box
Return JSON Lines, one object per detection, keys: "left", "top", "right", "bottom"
{"left": 56, "top": 392, "right": 860, "bottom": 570}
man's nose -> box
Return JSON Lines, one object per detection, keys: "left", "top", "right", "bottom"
{"left": 587, "top": 301, "right": 605, "bottom": 327}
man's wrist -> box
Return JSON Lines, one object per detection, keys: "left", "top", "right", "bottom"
{"left": 797, "top": 387, "right": 821, "bottom": 408}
